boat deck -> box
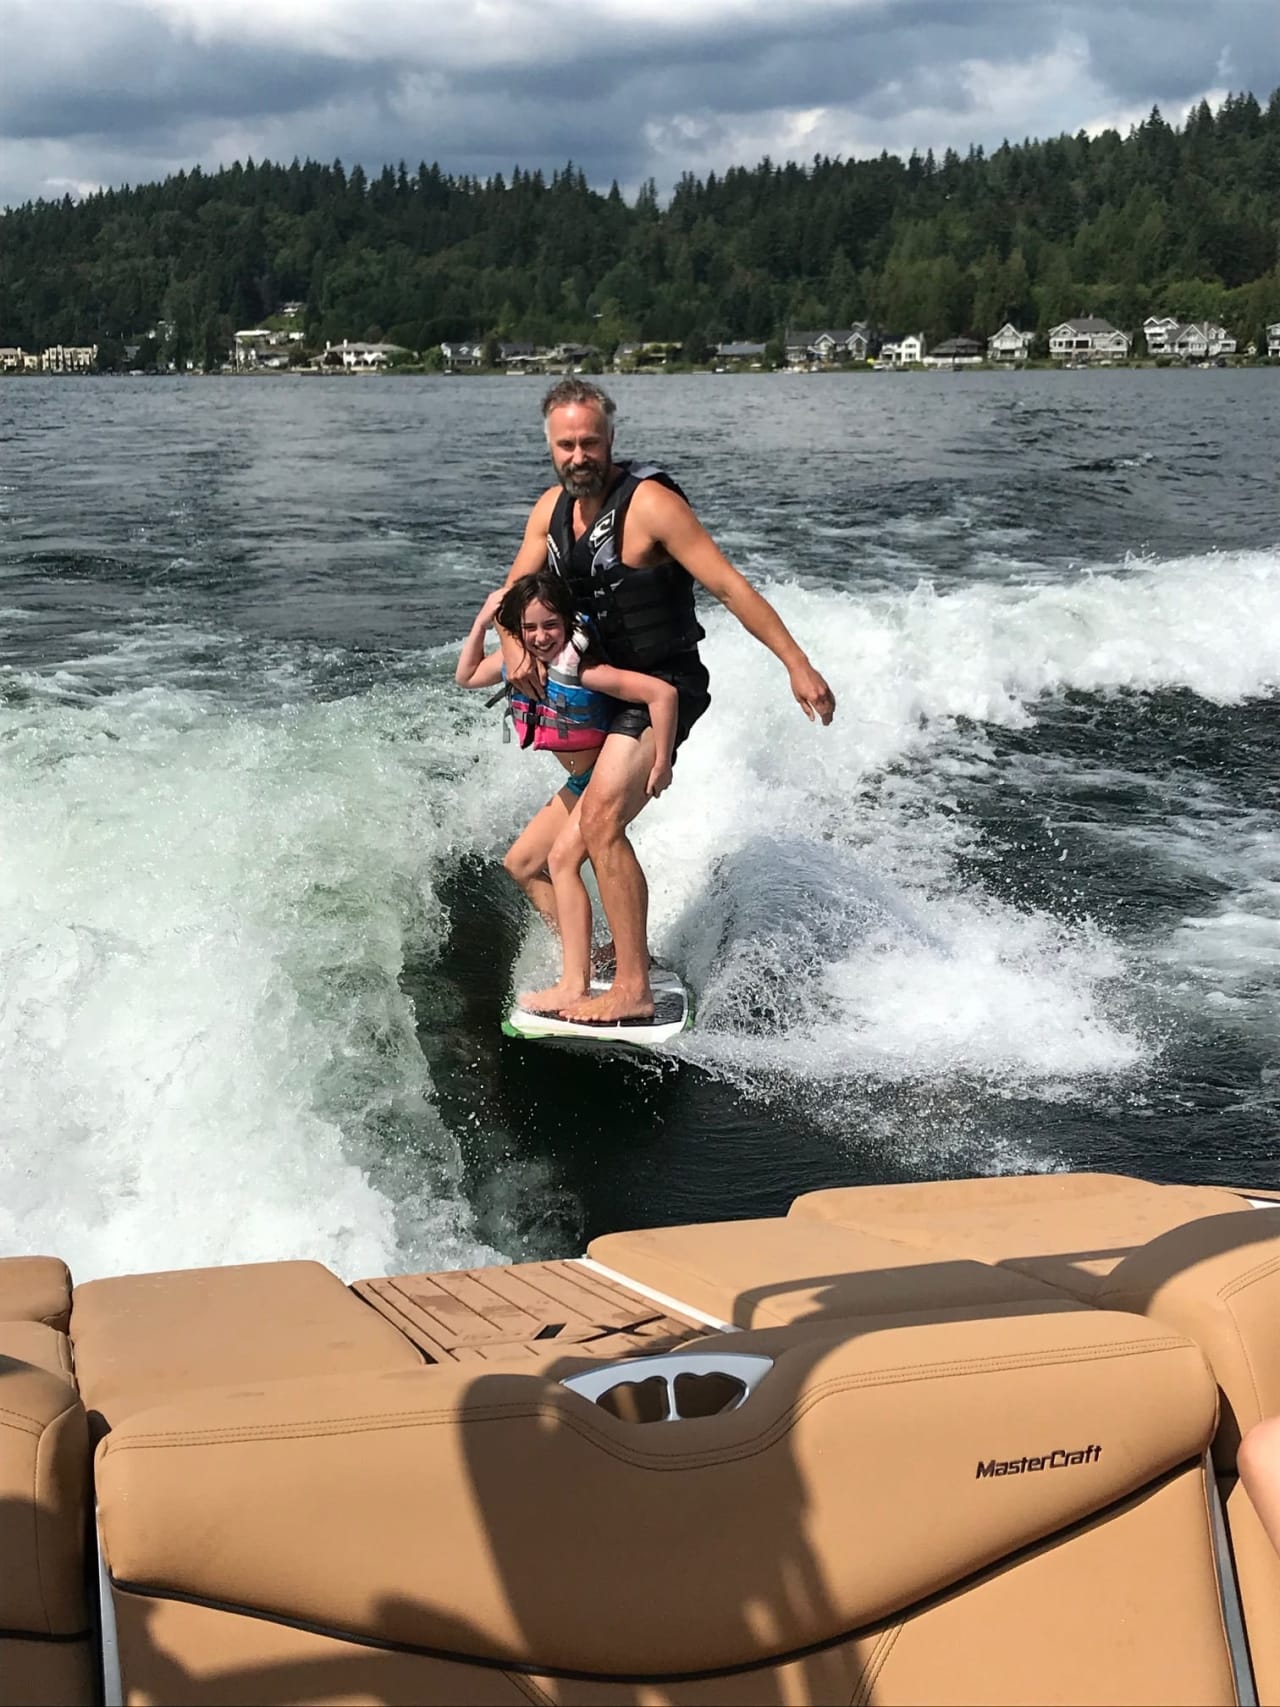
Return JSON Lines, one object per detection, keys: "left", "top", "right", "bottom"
{"left": 354, "top": 1258, "right": 703, "bottom": 1364}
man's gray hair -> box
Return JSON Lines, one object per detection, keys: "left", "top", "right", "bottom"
{"left": 541, "top": 378, "right": 617, "bottom": 442}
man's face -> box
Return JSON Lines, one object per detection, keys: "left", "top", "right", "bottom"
{"left": 547, "top": 402, "right": 612, "bottom": 499}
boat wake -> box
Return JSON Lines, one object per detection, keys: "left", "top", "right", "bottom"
{"left": 4, "top": 543, "right": 1279, "bottom": 1274}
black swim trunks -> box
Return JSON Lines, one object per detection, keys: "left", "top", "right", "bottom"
{"left": 607, "top": 652, "right": 711, "bottom": 760}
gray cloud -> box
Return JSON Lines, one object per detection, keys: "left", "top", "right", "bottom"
{"left": 0, "top": 0, "right": 1276, "bottom": 210}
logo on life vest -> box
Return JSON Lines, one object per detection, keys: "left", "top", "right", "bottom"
{"left": 588, "top": 512, "right": 613, "bottom": 548}
{"left": 976, "top": 1444, "right": 1102, "bottom": 1478}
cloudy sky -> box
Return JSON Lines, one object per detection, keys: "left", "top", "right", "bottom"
{"left": 1, "top": 0, "right": 1277, "bottom": 210}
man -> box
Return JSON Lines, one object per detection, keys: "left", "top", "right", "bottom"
{"left": 499, "top": 378, "right": 835, "bottom": 1023}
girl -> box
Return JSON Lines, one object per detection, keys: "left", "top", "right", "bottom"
{"left": 456, "top": 568, "right": 677, "bottom": 1015}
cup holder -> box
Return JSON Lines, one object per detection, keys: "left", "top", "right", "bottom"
{"left": 592, "top": 1375, "right": 671, "bottom": 1424}
{"left": 563, "top": 1353, "right": 773, "bottom": 1424}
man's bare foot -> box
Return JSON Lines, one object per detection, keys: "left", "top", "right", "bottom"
{"left": 558, "top": 985, "right": 655, "bottom": 1024}
{"left": 517, "top": 980, "right": 589, "bottom": 1015}
{"left": 590, "top": 942, "right": 654, "bottom": 977}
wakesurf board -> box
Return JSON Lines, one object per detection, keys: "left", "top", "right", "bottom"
{"left": 502, "top": 966, "right": 691, "bottom": 1048}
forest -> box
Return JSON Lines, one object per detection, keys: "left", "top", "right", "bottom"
{"left": 2, "top": 88, "right": 1278, "bottom": 367}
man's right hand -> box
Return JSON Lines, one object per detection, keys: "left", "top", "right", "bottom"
{"left": 789, "top": 658, "right": 836, "bottom": 725}
{"left": 498, "top": 625, "right": 546, "bottom": 699}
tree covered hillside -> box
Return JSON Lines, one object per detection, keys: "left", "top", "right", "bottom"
{"left": 2, "top": 91, "right": 1279, "bottom": 361}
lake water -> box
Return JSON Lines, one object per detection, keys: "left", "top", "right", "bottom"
{"left": 2, "top": 370, "right": 1279, "bottom": 1281}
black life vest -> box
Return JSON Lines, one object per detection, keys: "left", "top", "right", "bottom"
{"left": 546, "top": 462, "right": 705, "bottom": 671}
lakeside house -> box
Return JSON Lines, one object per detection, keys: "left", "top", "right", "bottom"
{"left": 988, "top": 324, "right": 1034, "bottom": 362}
{"left": 1142, "top": 316, "right": 1180, "bottom": 354}
{"left": 877, "top": 333, "right": 926, "bottom": 366}
{"left": 234, "top": 328, "right": 304, "bottom": 369}
{"left": 1145, "top": 316, "right": 1236, "bottom": 359}
{"left": 1048, "top": 318, "right": 1131, "bottom": 363}
{"left": 0, "top": 344, "right": 95, "bottom": 372}
{"left": 714, "top": 340, "right": 768, "bottom": 366}
{"left": 498, "top": 342, "right": 539, "bottom": 371}
{"left": 923, "top": 336, "right": 983, "bottom": 367}
{"left": 614, "top": 341, "right": 682, "bottom": 371}
{"left": 1269, "top": 322, "right": 1280, "bottom": 357}
{"left": 785, "top": 326, "right": 869, "bottom": 366}
{"left": 1170, "top": 321, "right": 1237, "bottom": 359}
{"left": 323, "top": 339, "right": 409, "bottom": 369}
{"left": 441, "top": 340, "right": 484, "bottom": 369}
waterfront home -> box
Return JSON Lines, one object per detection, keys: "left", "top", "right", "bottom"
{"left": 897, "top": 333, "right": 926, "bottom": 365}
{"left": 614, "top": 340, "right": 680, "bottom": 371}
{"left": 987, "top": 324, "right": 1034, "bottom": 362}
{"left": 0, "top": 347, "right": 25, "bottom": 371}
{"left": 1269, "top": 322, "right": 1280, "bottom": 357}
{"left": 498, "top": 342, "right": 539, "bottom": 368}
{"left": 1169, "top": 321, "right": 1236, "bottom": 360}
{"left": 41, "top": 345, "right": 98, "bottom": 373}
{"left": 440, "top": 340, "right": 483, "bottom": 369}
{"left": 1142, "top": 315, "right": 1180, "bottom": 354}
{"left": 714, "top": 340, "right": 768, "bottom": 366}
{"left": 1048, "top": 319, "right": 1131, "bottom": 363}
{"left": 324, "top": 340, "right": 410, "bottom": 369}
{"left": 550, "top": 342, "right": 602, "bottom": 371}
{"left": 234, "top": 328, "right": 301, "bottom": 369}
{"left": 785, "top": 326, "right": 869, "bottom": 366}
{"left": 923, "top": 336, "right": 983, "bottom": 367}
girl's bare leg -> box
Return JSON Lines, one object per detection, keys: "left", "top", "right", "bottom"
{"left": 518, "top": 806, "right": 594, "bottom": 1013}
{"left": 502, "top": 794, "right": 572, "bottom": 934}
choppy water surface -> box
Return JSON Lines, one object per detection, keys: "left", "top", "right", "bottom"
{"left": 2, "top": 371, "right": 1278, "bottom": 1279}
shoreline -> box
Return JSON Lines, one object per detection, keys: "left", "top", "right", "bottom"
{"left": 4, "top": 359, "right": 1278, "bottom": 381}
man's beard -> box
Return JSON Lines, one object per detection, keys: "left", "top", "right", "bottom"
{"left": 557, "top": 459, "right": 609, "bottom": 498}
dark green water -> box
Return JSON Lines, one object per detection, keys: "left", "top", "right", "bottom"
{"left": 2, "top": 371, "right": 1278, "bottom": 1279}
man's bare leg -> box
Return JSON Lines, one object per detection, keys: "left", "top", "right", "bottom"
{"left": 559, "top": 730, "right": 656, "bottom": 1023}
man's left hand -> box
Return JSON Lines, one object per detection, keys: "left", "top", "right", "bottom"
{"left": 789, "top": 660, "right": 836, "bottom": 725}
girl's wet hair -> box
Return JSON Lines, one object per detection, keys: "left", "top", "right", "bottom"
{"left": 496, "top": 570, "right": 601, "bottom": 664}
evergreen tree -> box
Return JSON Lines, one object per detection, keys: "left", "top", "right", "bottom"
{"left": 2, "top": 89, "right": 1277, "bottom": 356}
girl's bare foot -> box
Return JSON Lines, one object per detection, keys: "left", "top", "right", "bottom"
{"left": 517, "top": 980, "right": 589, "bottom": 1015}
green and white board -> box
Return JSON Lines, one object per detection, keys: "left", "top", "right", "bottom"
{"left": 502, "top": 966, "right": 691, "bottom": 1048}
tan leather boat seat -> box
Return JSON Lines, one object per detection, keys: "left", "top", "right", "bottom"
{"left": 0, "top": 1255, "right": 73, "bottom": 1331}
{"left": 0, "top": 1319, "right": 76, "bottom": 1382}
{"left": 0, "top": 1328, "right": 96, "bottom": 1706}
{"left": 94, "top": 1308, "right": 1230, "bottom": 1705}
{"left": 70, "top": 1258, "right": 425, "bottom": 1433}
{"left": 587, "top": 1215, "right": 1071, "bottom": 1330}
{"left": 1096, "top": 1208, "right": 1280, "bottom": 1702}
{"left": 788, "top": 1172, "right": 1250, "bottom": 1299}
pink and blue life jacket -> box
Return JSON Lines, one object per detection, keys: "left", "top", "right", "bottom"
{"left": 505, "top": 631, "right": 615, "bottom": 753}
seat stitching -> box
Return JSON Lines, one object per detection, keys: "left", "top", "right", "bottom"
{"left": 1220, "top": 1255, "right": 1280, "bottom": 1300}
{"left": 852, "top": 1622, "right": 902, "bottom": 1706}
{"left": 102, "top": 1338, "right": 1200, "bottom": 1475}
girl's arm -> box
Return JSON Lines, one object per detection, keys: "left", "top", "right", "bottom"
{"left": 581, "top": 664, "right": 679, "bottom": 797}
{"left": 455, "top": 590, "right": 506, "bottom": 689}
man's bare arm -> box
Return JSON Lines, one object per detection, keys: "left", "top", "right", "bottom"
{"left": 639, "top": 484, "right": 836, "bottom": 724}
{"left": 497, "top": 487, "right": 560, "bottom": 697}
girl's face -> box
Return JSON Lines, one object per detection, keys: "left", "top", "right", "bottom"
{"left": 520, "top": 598, "right": 567, "bottom": 660}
